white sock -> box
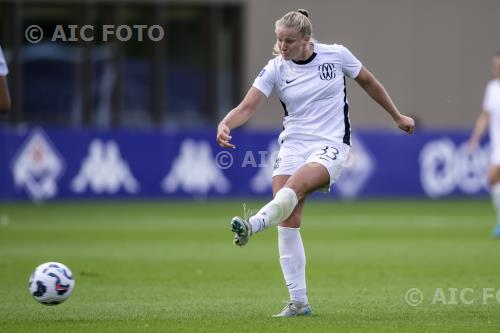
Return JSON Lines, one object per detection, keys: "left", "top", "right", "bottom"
{"left": 492, "top": 183, "right": 500, "bottom": 223}
{"left": 249, "top": 187, "right": 298, "bottom": 233}
{"left": 278, "top": 226, "right": 308, "bottom": 304}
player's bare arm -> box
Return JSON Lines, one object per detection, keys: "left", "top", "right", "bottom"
{"left": 355, "top": 67, "right": 415, "bottom": 134}
{"left": 216, "top": 87, "right": 266, "bottom": 148}
{"left": 468, "top": 110, "right": 489, "bottom": 152}
{"left": 0, "top": 76, "right": 10, "bottom": 112}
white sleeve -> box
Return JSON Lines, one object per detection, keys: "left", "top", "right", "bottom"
{"left": 482, "top": 82, "right": 492, "bottom": 113}
{"left": 0, "top": 47, "right": 8, "bottom": 76}
{"left": 339, "top": 45, "right": 362, "bottom": 79}
{"left": 252, "top": 59, "right": 277, "bottom": 97}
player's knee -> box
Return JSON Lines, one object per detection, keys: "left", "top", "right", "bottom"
{"left": 488, "top": 168, "right": 500, "bottom": 185}
{"left": 280, "top": 212, "right": 301, "bottom": 228}
{"left": 284, "top": 182, "right": 307, "bottom": 201}
{"left": 490, "top": 174, "right": 500, "bottom": 185}
{"left": 0, "top": 98, "right": 10, "bottom": 112}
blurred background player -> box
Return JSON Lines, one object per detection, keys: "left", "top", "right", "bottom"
{"left": 468, "top": 52, "right": 500, "bottom": 238}
{"left": 216, "top": 9, "right": 415, "bottom": 317}
{"left": 0, "top": 45, "right": 10, "bottom": 112}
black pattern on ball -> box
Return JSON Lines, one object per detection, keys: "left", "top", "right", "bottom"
{"left": 33, "top": 280, "right": 46, "bottom": 297}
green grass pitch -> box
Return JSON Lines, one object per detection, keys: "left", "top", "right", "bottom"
{"left": 0, "top": 199, "right": 499, "bottom": 332}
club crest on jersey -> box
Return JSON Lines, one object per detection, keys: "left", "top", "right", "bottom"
{"left": 318, "top": 63, "right": 336, "bottom": 80}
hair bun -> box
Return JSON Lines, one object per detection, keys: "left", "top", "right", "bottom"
{"left": 297, "top": 9, "right": 309, "bottom": 18}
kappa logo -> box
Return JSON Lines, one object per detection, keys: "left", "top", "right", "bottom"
{"left": 71, "top": 139, "right": 139, "bottom": 194}
{"left": 11, "top": 128, "right": 65, "bottom": 201}
{"left": 318, "top": 63, "right": 336, "bottom": 80}
{"left": 162, "top": 139, "right": 230, "bottom": 195}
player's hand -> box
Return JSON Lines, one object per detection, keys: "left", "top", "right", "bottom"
{"left": 396, "top": 115, "right": 415, "bottom": 134}
{"left": 216, "top": 123, "right": 236, "bottom": 149}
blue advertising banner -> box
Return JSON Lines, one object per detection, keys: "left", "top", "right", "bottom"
{"left": 0, "top": 127, "right": 490, "bottom": 201}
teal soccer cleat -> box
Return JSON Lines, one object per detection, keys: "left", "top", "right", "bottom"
{"left": 230, "top": 216, "right": 252, "bottom": 246}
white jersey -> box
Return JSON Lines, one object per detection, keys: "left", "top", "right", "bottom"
{"left": 483, "top": 79, "right": 500, "bottom": 163}
{"left": 0, "top": 46, "right": 8, "bottom": 76}
{"left": 253, "top": 43, "right": 362, "bottom": 145}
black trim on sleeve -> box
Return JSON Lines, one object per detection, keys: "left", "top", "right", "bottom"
{"left": 342, "top": 77, "right": 351, "bottom": 145}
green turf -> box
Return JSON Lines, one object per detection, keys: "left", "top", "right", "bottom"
{"left": 0, "top": 199, "right": 499, "bottom": 332}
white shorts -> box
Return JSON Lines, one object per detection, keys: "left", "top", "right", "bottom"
{"left": 492, "top": 150, "right": 500, "bottom": 166}
{"left": 272, "top": 139, "right": 350, "bottom": 192}
{"left": 492, "top": 141, "right": 500, "bottom": 166}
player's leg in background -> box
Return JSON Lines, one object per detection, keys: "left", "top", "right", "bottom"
{"left": 489, "top": 165, "right": 500, "bottom": 237}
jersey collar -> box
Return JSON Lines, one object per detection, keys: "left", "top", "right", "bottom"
{"left": 292, "top": 52, "right": 317, "bottom": 65}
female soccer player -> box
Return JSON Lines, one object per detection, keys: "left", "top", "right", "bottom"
{"left": 468, "top": 52, "right": 500, "bottom": 238}
{"left": 216, "top": 9, "right": 415, "bottom": 317}
{"left": 0, "top": 45, "right": 10, "bottom": 112}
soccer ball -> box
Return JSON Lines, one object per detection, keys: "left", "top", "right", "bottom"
{"left": 28, "top": 262, "right": 75, "bottom": 305}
